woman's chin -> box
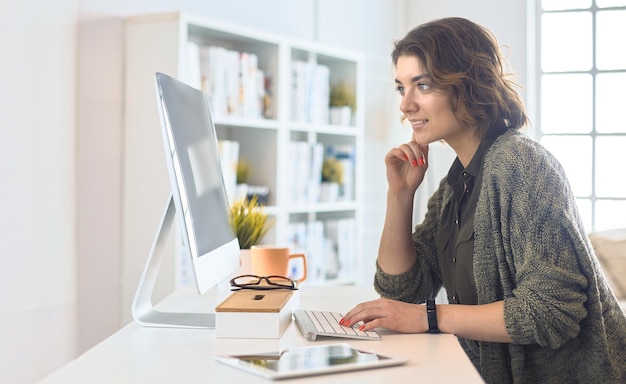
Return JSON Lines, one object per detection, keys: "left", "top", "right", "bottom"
{"left": 412, "top": 132, "right": 438, "bottom": 145}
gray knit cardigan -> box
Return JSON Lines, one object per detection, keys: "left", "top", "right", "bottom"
{"left": 374, "top": 129, "right": 626, "bottom": 383}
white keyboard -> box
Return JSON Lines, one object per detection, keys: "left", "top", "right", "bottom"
{"left": 294, "top": 309, "right": 381, "bottom": 341}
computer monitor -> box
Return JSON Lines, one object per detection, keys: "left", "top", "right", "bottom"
{"left": 132, "top": 72, "right": 241, "bottom": 329}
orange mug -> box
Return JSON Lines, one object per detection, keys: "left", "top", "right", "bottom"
{"left": 249, "top": 245, "right": 307, "bottom": 284}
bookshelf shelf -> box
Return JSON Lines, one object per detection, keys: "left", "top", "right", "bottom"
{"left": 289, "top": 123, "right": 360, "bottom": 136}
{"left": 287, "top": 201, "right": 358, "bottom": 214}
{"left": 124, "top": 12, "right": 364, "bottom": 287}
{"left": 213, "top": 116, "right": 280, "bottom": 130}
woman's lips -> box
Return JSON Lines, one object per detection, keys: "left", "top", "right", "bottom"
{"left": 410, "top": 119, "right": 428, "bottom": 129}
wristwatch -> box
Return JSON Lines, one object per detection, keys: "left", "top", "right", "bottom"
{"left": 426, "top": 299, "right": 441, "bottom": 334}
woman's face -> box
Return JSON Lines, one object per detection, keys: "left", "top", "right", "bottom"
{"left": 395, "top": 55, "right": 470, "bottom": 149}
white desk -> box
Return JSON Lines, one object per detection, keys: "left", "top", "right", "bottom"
{"left": 41, "top": 286, "right": 484, "bottom": 383}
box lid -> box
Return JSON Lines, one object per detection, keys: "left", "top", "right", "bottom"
{"left": 215, "top": 290, "right": 294, "bottom": 313}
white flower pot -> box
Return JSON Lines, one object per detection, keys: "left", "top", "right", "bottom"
{"left": 329, "top": 106, "right": 352, "bottom": 126}
{"left": 320, "top": 182, "right": 339, "bottom": 202}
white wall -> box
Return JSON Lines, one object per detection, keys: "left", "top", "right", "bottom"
{"left": 0, "top": 1, "right": 78, "bottom": 383}
{"left": 0, "top": 1, "right": 527, "bottom": 382}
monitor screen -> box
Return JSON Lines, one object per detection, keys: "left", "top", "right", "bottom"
{"left": 155, "top": 72, "right": 240, "bottom": 294}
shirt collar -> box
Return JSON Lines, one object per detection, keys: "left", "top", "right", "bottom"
{"left": 446, "top": 131, "right": 502, "bottom": 188}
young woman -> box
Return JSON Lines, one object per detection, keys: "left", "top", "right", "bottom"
{"left": 341, "top": 17, "right": 626, "bottom": 383}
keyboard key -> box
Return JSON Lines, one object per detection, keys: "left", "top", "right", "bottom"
{"left": 306, "top": 310, "right": 325, "bottom": 333}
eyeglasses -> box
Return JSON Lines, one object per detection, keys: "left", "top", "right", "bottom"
{"left": 229, "top": 274, "right": 298, "bottom": 291}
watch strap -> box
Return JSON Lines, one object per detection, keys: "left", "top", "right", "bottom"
{"left": 426, "top": 299, "right": 441, "bottom": 334}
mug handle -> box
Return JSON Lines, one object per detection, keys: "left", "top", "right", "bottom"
{"left": 288, "top": 253, "right": 307, "bottom": 284}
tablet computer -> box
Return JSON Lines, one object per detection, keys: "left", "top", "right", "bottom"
{"left": 213, "top": 343, "right": 409, "bottom": 380}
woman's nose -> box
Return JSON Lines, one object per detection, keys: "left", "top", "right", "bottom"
{"left": 400, "top": 93, "right": 416, "bottom": 114}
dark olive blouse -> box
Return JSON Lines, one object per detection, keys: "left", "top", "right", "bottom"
{"left": 437, "top": 135, "right": 498, "bottom": 305}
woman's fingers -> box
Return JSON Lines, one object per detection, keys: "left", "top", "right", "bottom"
{"left": 417, "top": 143, "right": 429, "bottom": 166}
{"left": 392, "top": 141, "right": 428, "bottom": 168}
{"left": 341, "top": 298, "right": 428, "bottom": 333}
{"left": 341, "top": 299, "right": 380, "bottom": 325}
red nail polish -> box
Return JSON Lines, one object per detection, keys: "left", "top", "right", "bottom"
{"left": 417, "top": 157, "right": 425, "bottom": 166}
{"left": 339, "top": 318, "right": 345, "bottom": 326}
{"left": 411, "top": 159, "right": 418, "bottom": 166}
{"left": 359, "top": 325, "right": 365, "bottom": 331}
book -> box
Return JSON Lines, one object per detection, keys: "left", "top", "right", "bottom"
{"left": 290, "top": 60, "right": 330, "bottom": 124}
{"left": 183, "top": 41, "right": 202, "bottom": 89}
{"left": 199, "top": 46, "right": 266, "bottom": 119}
{"left": 218, "top": 139, "right": 240, "bottom": 202}
{"left": 306, "top": 221, "right": 325, "bottom": 283}
{"left": 288, "top": 141, "right": 324, "bottom": 204}
{"left": 309, "top": 142, "right": 324, "bottom": 203}
{"left": 325, "top": 218, "right": 356, "bottom": 282}
{"left": 285, "top": 219, "right": 356, "bottom": 284}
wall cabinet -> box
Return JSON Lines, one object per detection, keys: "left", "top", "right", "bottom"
{"left": 124, "top": 12, "right": 364, "bottom": 294}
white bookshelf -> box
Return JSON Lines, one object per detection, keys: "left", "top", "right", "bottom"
{"left": 123, "top": 12, "right": 364, "bottom": 292}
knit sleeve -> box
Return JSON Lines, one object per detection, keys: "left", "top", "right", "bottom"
{"left": 481, "top": 133, "right": 589, "bottom": 349}
{"left": 374, "top": 178, "right": 446, "bottom": 303}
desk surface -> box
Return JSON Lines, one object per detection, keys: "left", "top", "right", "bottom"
{"left": 41, "top": 285, "right": 484, "bottom": 383}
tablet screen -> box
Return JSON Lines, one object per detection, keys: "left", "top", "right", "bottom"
{"left": 214, "top": 343, "right": 408, "bottom": 380}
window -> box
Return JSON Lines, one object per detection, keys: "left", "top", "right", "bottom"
{"left": 537, "top": 0, "right": 626, "bottom": 232}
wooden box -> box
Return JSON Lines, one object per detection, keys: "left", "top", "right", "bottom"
{"left": 215, "top": 289, "right": 299, "bottom": 338}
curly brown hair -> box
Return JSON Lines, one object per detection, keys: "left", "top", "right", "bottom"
{"left": 392, "top": 17, "right": 528, "bottom": 139}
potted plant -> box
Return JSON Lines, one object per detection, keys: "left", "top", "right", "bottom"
{"left": 234, "top": 159, "right": 270, "bottom": 205}
{"left": 320, "top": 157, "right": 343, "bottom": 202}
{"left": 329, "top": 82, "right": 356, "bottom": 126}
{"left": 229, "top": 195, "right": 274, "bottom": 249}
{"left": 236, "top": 159, "right": 251, "bottom": 186}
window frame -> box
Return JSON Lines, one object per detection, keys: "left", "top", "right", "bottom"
{"left": 533, "top": 0, "right": 626, "bottom": 232}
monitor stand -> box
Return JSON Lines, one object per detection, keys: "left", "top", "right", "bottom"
{"left": 131, "top": 196, "right": 216, "bottom": 329}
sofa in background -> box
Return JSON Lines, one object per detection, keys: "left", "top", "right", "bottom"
{"left": 588, "top": 228, "right": 626, "bottom": 311}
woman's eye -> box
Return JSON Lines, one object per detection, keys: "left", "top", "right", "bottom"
{"left": 395, "top": 86, "right": 406, "bottom": 96}
{"left": 417, "top": 82, "right": 430, "bottom": 91}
